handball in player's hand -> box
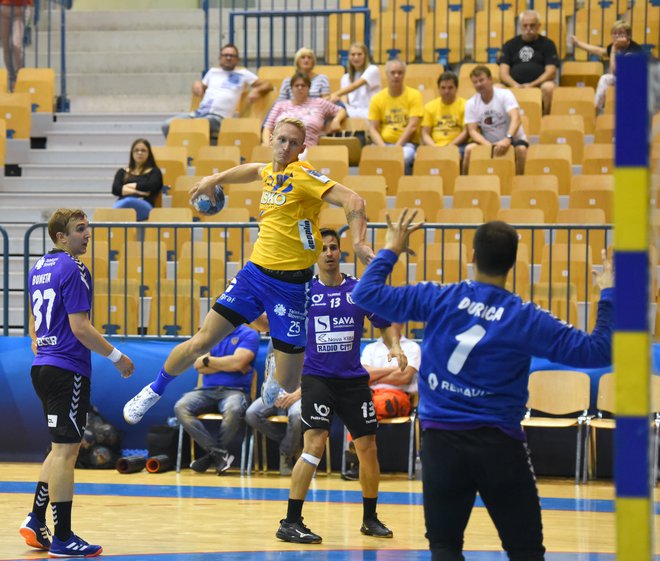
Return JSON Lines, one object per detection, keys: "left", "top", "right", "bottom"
{"left": 191, "top": 185, "right": 225, "bottom": 215}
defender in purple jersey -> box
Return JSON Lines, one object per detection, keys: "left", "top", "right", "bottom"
{"left": 20, "top": 209, "right": 134, "bottom": 558}
{"left": 275, "top": 228, "right": 406, "bottom": 544}
{"left": 352, "top": 212, "right": 614, "bottom": 561}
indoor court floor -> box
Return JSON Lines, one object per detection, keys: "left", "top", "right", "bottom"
{"left": 1, "top": 463, "right": 659, "bottom": 561}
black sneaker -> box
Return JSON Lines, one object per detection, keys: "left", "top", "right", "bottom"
{"left": 361, "top": 516, "right": 393, "bottom": 538}
{"left": 276, "top": 518, "right": 322, "bottom": 544}
{"left": 190, "top": 453, "right": 213, "bottom": 473}
{"left": 213, "top": 450, "right": 234, "bottom": 474}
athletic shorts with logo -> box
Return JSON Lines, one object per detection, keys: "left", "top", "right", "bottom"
{"left": 214, "top": 260, "right": 309, "bottom": 349}
{"left": 301, "top": 374, "right": 377, "bottom": 439}
{"left": 31, "top": 364, "right": 90, "bottom": 444}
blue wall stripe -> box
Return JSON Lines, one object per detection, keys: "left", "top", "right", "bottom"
{"left": 615, "top": 52, "right": 649, "bottom": 167}
{"left": 614, "top": 252, "right": 649, "bottom": 331}
{"left": 615, "top": 417, "right": 650, "bottom": 497}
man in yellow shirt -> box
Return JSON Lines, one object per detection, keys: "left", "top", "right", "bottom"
{"left": 124, "top": 118, "right": 374, "bottom": 424}
{"left": 368, "top": 59, "right": 424, "bottom": 173}
{"left": 421, "top": 71, "right": 468, "bottom": 151}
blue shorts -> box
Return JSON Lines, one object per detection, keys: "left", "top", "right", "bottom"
{"left": 215, "top": 261, "right": 309, "bottom": 348}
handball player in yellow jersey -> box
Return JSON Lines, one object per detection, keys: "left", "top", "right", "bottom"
{"left": 124, "top": 118, "right": 374, "bottom": 424}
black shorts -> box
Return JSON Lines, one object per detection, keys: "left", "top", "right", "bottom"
{"left": 301, "top": 374, "right": 377, "bottom": 439}
{"left": 31, "top": 364, "right": 91, "bottom": 444}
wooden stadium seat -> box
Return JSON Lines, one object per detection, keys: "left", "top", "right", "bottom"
{"left": 152, "top": 146, "right": 187, "bottom": 190}
{"left": 525, "top": 144, "right": 572, "bottom": 196}
{"left": 178, "top": 241, "right": 227, "bottom": 298}
{"left": 315, "top": 65, "right": 346, "bottom": 93}
{"left": 116, "top": 241, "right": 167, "bottom": 297}
{"left": 396, "top": 176, "right": 444, "bottom": 210}
{"left": 250, "top": 144, "right": 273, "bottom": 164}
{"left": 0, "top": 68, "right": 7, "bottom": 93}
{"left": 555, "top": 208, "right": 608, "bottom": 265}
{"left": 224, "top": 182, "right": 263, "bottom": 220}
{"left": 194, "top": 145, "right": 241, "bottom": 177}
{"left": 92, "top": 208, "right": 138, "bottom": 260}
{"left": 416, "top": 242, "right": 470, "bottom": 284}
{"left": 582, "top": 143, "right": 614, "bottom": 175}
{"left": 92, "top": 279, "right": 140, "bottom": 336}
{"left": 511, "top": 87, "right": 542, "bottom": 136}
{"left": 79, "top": 241, "right": 110, "bottom": 284}
{"left": 144, "top": 207, "right": 194, "bottom": 260}
{"left": 358, "top": 145, "right": 405, "bottom": 195}
{"left": 473, "top": 7, "right": 515, "bottom": 63}
{"left": 559, "top": 61, "right": 604, "bottom": 89}
{"left": 467, "top": 144, "right": 515, "bottom": 195}
{"left": 497, "top": 208, "right": 546, "bottom": 266}
{"left": 14, "top": 67, "right": 55, "bottom": 112}
{"left": 421, "top": 6, "right": 464, "bottom": 64}
{"left": 341, "top": 175, "right": 387, "bottom": 221}
{"left": 539, "top": 242, "right": 594, "bottom": 301}
{"left": 238, "top": 88, "right": 277, "bottom": 122}
{"left": 170, "top": 175, "right": 204, "bottom": 219}
{"left": 148, "top": 279, "right": 200, "bottom": 337}
{"left": 569, "top": 175, "right": 614, "bottom": 223}
{"left": 586, "top": 372, "right": 615, "bottom": 479}
{"left": 532, "top": 281, "right": 582, "bottom": 328}
{"left": 539, "top": 114, "right": 585, "bottom": 165}
{"left": 551, "top": 87, "right": 596, "bottom": 134}
{"left": 166, "top": 119, "right": 210, "bottom": 165}
{"left": 594, "top": 114, "right": 615, "bottom": 144}
{"left": 317, "top": 118, "right": 366, "bottom": 166}
{"left": 511, "top": 175, "right": 559, "bottom": 223}
{"left": 0, "top": 92, "right": 30, "bottom": 138}
{"left": 307, "top": 145, "right": 349, "bottom": 180}
{"left": 375, "top": 208, "right": 427, "bottom": 254}
{"left": 414, "top": 145, "right": 460, "bottom": 195}
{"left": 504, "top": 244, "right": 532, "bottom": 300}
{"left": 319, "top": 205, "right": 348, "bottom": 231}
{"left": 603, "top": 86, "right": 615, "bottom": 115}
{"left": 435, "top": 207, "right": 483, "bottom": 250}
{"left": 405, "top": 63, "right": 445, "bottom": 94}
{"left": 200, "top": 208, "right": 253, "bottom": 262}
{"left": 522, "top": 369, "right": 591, "bottom": 484}
{"left": 217, "top": 118, "right": 261, "bottom": 162}
{"left": 373, "top": 19, "right": 416, "bottom": 63}
{"left": 453, "top": 176, "right": 501, "bottom": 221}
{"left": 0, "top": 119, "right": 5, "bottom": 168}
{"left": 256, "top": 66, "right": 291, "bottom": 88}
{"left": 327, "top": 11, "right": 367, "bottom": 65}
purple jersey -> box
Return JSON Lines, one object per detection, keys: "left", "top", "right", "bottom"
{"left": 29, "top": 250, "right": 93, "bottom": 377}
{"left": 302, "top": 274, "right": 390, "bottom": 379}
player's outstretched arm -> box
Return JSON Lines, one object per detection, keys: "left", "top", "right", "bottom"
{"left": 384, "top": 208, "right": 425, "bottom": 257}
{"left": 189, "top": 163, "right": 266, "bottom": 205}
{"left": 322, "top": 182, "right": 374, "bottom": 265}
{"left": 68, "top": 312, "right": 135, "bottom": 378}
{"left": 380, "top": 325, "right": 408, "bottom": 371}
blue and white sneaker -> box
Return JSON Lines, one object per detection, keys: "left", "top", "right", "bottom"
{"left": 262, "top": 375, "right": 283, "bottom": 407}
{"left": 123, "top": 384, "right": 160, "bottom": 425}
{"left": 49, "top": 533, "right": 102, "bottom": 558}
{"left": 19, "top": 512, "right": 51, "bottom": 550}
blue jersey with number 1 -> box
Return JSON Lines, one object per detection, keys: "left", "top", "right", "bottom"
{"left": 352, "top": 249, "right": 613, "bottom": 435}
{"left": 29, "top": 250, "right": 93, "bottom": 377}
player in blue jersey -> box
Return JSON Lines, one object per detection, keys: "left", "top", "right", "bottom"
{"left": 20, "top": 209, "right": 134, "bottom": 558}
{"left": 275, "top": 228, "right": 407, "bottom": 544}
{"left": 352, "top": 212, "right": 614, "bottom": 561}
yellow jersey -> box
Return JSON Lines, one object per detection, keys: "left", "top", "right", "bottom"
{"left": 421, "top": 97, "right": 466, "bottom": 146}
{"left": 249, "top": 160, "right": 336, "bottom": 270}
{"left": 368, "top": 86, "right": 424, "bottom": 144}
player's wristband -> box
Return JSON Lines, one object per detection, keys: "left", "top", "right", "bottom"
{"left": 107, "top": 347, "right": 122, "bottom": 363}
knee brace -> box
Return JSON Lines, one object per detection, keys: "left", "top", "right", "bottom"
{"left": 301, "top": 453, "right": 321, "bottom": 467}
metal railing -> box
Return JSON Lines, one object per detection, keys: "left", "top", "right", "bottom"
{"left": 0, "top": 225, "right": 8, "bottom": 336}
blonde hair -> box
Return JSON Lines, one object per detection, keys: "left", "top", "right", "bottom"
{"left": 348, "top": 42, "right": 372, "bottom": 82}
{"left": 273, "top": 117, "right": 307, "bottom": 141}
{"left": 47, "top": 209, "right": 87, "bottom": 244}
{"left": 294, "top": 47, "right": 316, "bottom": 69}
{"left": 611, "top": 20, "right": 632, "bottom": 38}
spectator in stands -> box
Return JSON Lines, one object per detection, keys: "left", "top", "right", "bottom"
{"left": 262, "top": 72, "right": 346, "bottom": 148}
{"left": 174, "top": 323, "right": 259, "bottom": 475}
{"left": 111, "top": 138, "right": 163, "bottom": 221}
{"left": 499, "top": 10, "right": 559, "bottom": 115}
{"left": 368, "top": 59, "right": 424, "bottom": 174}
{"left": 463, "top": 65, "right": 528, "bottom": 175}
{"left": 1, "top": 0, "right": 31, "bottom": 90}
{"left": 245, "top": 341, "right": 302, "bottom": 476}
{"left": 161, "top": 44, "right": 273, "bottom": 138}
{"left": 421, "top": 71, "right": 468, "bottom": 150}
{"left": 327, "top": 42, "right": 381, "bottom": 119}
{"left": 277, "top": 47, "right": 330, "bottom": 100}
{"left": 569, "top": 20, "right": 642, "bottom": 111}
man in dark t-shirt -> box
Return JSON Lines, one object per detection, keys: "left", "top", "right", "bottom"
{"left": 499, "top": 10, "right": 559, "bottom": 114}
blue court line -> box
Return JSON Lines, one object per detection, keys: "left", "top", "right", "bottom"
{"left": 3, "top": 480, "right": 658, "bottom": 514}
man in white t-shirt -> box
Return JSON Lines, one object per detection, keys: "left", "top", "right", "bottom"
{"left": 463, "top": 65, "right": 528, "bottom": 175}
{"left": 162, "top": 44, "right": 273, "bottom": 138}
